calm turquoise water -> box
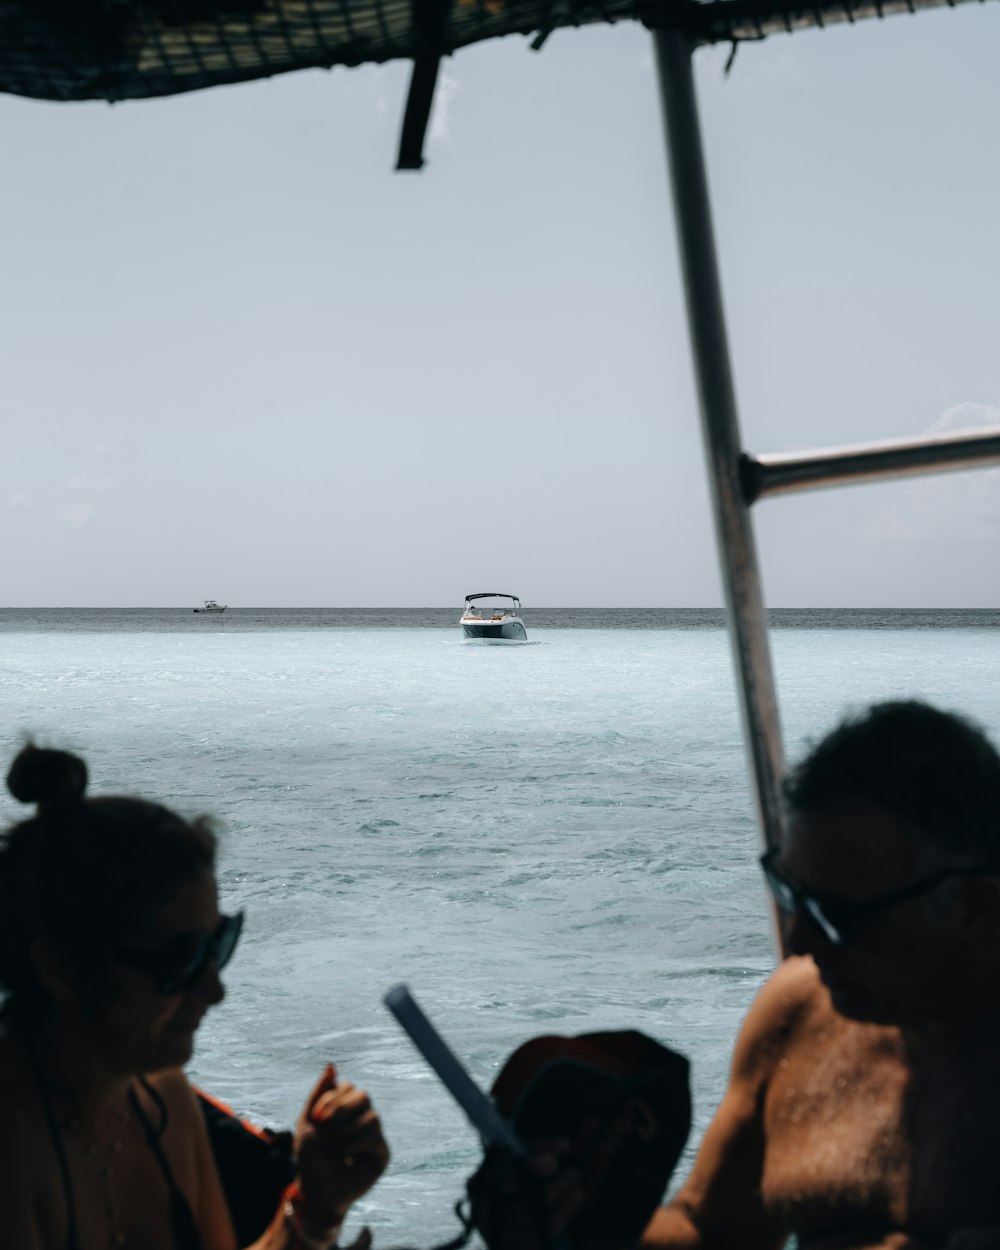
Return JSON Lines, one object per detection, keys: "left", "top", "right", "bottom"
{"left": 2, "top": 608, "right": 998, "bottom": 1244}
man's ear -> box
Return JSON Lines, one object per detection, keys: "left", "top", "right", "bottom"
{"left": 30, "top": 936, "right": 85, "bottom": 1006}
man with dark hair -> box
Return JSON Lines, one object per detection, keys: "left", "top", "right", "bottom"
{"left": 640, "top": 699, "right": 1000, "bottom": 1246}
{"left": 783, "top": 701, "right": 1000, "bottom": 868}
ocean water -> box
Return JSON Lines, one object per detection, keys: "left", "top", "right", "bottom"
{"left": 2, "top": 607, "right": 999, "bottom": 1245}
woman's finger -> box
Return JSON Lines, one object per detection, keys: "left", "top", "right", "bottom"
{"left": 301, "top": 1063, "right": 338, "bottom": 1117}
{"left": 308, "top": 1106, "right": 384, "bottom": 1149}
{"left": 309, "top": 1084, "right": 371, "bottom": 1122}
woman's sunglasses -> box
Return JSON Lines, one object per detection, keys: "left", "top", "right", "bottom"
{"left": 114, "top": 911, "right": 244, "bottom": 994}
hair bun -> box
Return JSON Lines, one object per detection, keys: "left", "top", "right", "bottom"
{"left": 6, "top": 744, "right": 88, "bottom": 809}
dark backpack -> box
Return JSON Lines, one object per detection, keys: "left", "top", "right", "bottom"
{"left": 470, "top": 1029, "right": 691, "bottom": 1250}
{"left": 197, "top": 1089, "right": 295, "bottom": 1245}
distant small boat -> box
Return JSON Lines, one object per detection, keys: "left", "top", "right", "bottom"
{"left": 460, "top": 593, "right": 527, "bottom": 641}
{"left": 193, "top": 600, "right": 227, "bottom": 613}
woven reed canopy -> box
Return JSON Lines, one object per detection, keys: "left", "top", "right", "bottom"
{"left": 0, "top": 0, "right": 987, "bottom": 107}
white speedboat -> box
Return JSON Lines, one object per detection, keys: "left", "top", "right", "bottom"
{"left": 193, "top": 600, "right": 227, "bottom": 613}
{"left": 460, "top": 594, "right": 527, "bottom": 641}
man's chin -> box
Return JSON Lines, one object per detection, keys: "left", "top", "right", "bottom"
{"left": 828, "top": 986, "right": 885, "bottom": 1021}
{"left": 823, "top": 977, "right": 915, "bottom": 1025}
{"left": 816, "top": 966, "right": 885, "bottom": 1022}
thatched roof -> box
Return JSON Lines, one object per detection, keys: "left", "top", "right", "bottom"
{"left": 0, "top": 0, "right": 989, "bottom": 104}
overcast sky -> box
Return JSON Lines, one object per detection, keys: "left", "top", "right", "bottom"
{"left": 2, "top": 5, "right": 999, "bottom": 608}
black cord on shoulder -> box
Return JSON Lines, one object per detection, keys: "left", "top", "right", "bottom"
{"left": 372, "top": 1199, "right": 475, "bottom": 1250}
{"left": 426, "top": 1198, "right": 477, "bottom": 1250}
{"left": 136, "top": 1075, "right": 169, "bottom": 1139}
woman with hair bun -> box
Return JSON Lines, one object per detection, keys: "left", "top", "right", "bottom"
{"left": 0, "top": 743, "right": 389, "bottom": 1250}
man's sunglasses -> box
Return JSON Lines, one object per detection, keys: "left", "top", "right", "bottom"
{"left": 759, "top": 850, "right": 986, "bottom": 947}
{"left": 114, "top": 911, "right": 244, "bottom": 994}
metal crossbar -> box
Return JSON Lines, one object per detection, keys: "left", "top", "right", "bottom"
{"left": 742, "top": 428, "right": 1000, "bottom": 503}
{"left": 652, "top": 30, "right": 1000, "bottom": 955}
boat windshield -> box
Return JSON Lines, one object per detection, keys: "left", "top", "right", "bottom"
{"left": 465, "top": 604, "right": 517, "bottom": 617}
{"left": 464, "top": 595, "right": 520, "bottom": 615}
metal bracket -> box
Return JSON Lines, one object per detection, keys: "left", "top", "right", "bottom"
{"left": 396, "top": 0, "right": 453, "bottom": 170}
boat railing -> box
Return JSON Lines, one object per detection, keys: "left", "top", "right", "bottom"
{"left": 653, "top": 30, "right": 1000, "bottom": 954}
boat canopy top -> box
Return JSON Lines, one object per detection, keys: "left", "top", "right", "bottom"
{"left": 464, "top": 593, "right": 520, "bottom": 603}
{"left": 0, "top": 0, "right": 978, "bottom": 108}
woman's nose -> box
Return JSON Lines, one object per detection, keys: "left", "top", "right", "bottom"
{"left": 193, "top": 960, "right": 226, "bottom": 1005}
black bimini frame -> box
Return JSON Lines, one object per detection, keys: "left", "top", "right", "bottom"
{"left": 652, "top": 30, "right": 1000, "bottom": 952}
{"left": 464, "top": 593, "right": 521, "bottom": 603}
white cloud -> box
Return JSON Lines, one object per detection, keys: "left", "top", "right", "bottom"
{"left": 430, "top": 63, "right": 460, "bottom": 146}
{"left": 922, "top": 402, "right": 1000, "bottom": 528}
{"left": 860, "top": 402, "right": 1000, "bottom": 541}
{"left": 55, "top": 503, "right": 96, "bottom": 529}
{"left": 925, "top": 402, "right": 1000, "bottom": 436}
{"left": 701, "top": 37, "right": 803, "bottom": 97}
{"left": 7, "top": 494, "right": 28, "bottom": 512}
{"left": 68, "top": 471, "right": 112, "bottom": 491}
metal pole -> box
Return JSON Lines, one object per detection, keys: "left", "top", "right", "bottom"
{"left": 743, "top": 427, "right": 1000, "bottom": 503}
{"left": 652, "top": 29, "right": 785, "bottom": 860}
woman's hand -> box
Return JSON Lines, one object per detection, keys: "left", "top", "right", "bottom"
{"left": 294, "top": 1064, "right": 391, "bottom": 1222}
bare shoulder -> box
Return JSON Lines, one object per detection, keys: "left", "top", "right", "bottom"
{"left": 0, "top": 1029, "right": 60, "bottom": 1247}
{"left": 145, "top": 1070, "right": 237, "bottom": 1250}
{"left": 729, "top": 956, "right": 827, "bottom": 1083}
{"left": 141, "top": 1067, "right": 213, "bottom": 1175}
{"left": 0, "top": 1026, "right": 49, "bottom": 1144}
{"left": 0, "top": 1073, "right": 48, "bottom": 1169}
{"left": 644, "top": 961, "right": 824, "bottom": 1245}
{"left": 147, "top": 1067, "right": 198, "bottom": 1103}
{"left": 746, "top": 953, "right": 826, "bottom": 1022}
{"left": 145, "top": 1067, "right": 205, "bottom": 1133}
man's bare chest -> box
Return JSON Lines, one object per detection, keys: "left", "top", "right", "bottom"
{"left": 759, "top": 1023, "right": 1000, "bottom": 1238}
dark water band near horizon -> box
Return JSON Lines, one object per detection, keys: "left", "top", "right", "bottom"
{"left": 3, "top": 606, "right": 1000, "bottom": 631}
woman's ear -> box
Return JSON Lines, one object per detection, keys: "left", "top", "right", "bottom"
{"left": 30, "top": 936, "right": 86, "bottom": 1006}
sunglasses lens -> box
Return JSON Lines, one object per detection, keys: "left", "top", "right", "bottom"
{"left": 761, "top": 863, "right": 797, "bottom": 914}
{"left": 158, "top": 913, "right": 244, "bottom": 993}
{"left": 804, "top": 900, "right": 845, "bottom": 946}
{"left": 213, "top": 911, "right": 244, "bottom": 973}
{"left": 160, "top": 937, "right": 210, "bottom": 994}
{"left": 761, "top": 859, "right": 846, "bottom": 944}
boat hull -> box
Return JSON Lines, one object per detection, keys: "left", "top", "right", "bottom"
{"left": 462, "top": 620, "right": 527, "bottom": 641}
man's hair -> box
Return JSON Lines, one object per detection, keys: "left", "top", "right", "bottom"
{"left": 783, "top": 700, "right": 1000, "bottom": 866}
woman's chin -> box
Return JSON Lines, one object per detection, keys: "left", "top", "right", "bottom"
{"left": 137, "top": 1027, "right": 198, "bottom": 1070}
{"left": 164, "top": 1027, "right": 198, "bottom": 1061}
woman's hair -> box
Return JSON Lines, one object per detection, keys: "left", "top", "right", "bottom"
{"left": 0, "top": 743, "right": 216, "bottom": 1012}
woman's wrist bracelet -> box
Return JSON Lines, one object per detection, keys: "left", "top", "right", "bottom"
{"left": 281, "top": 1182, "right": 345, "bottom": 1250}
